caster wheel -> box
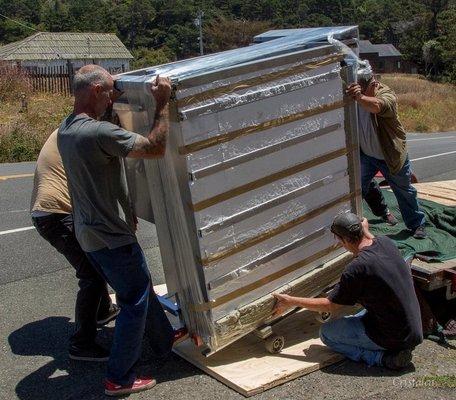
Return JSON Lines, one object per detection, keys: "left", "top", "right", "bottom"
{"left": 264, "top": 335, "right": 285, "bottom": 354}
{"left": 315, "top": 311, "right": 332, "bottom": 323}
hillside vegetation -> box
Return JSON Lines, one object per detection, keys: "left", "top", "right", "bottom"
{"left": 382, "top": 74, "right": 456, "bottom": 132}
{"left": 0, "top": 72, "right": 454, "bottom": 163}
{"left": 1, "top": 1, "right": 455, "bottom": 83}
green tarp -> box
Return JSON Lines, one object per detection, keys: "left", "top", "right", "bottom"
{"left": 365, "top": 189, "right": 456, "bottom": 262}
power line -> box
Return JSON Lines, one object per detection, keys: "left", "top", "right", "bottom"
{"left": 0, "top": 13, "right": 40, "bottom": 32}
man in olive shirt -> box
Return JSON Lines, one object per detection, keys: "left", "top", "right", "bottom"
{"left": 31, "top": 129, "right": 118, "bottom": 361}
{"left": 273, "top": 213, "right": 423, "bottom": 370}
{"left": 346, "top": 68, "right": 426, "bottom": 239}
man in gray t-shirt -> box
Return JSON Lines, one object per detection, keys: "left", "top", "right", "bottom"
{"left": 58, "top": 115, "right": 137, "bottom": 252}
{"left": 58, "top": 64, "right": 176, "bottom": 396}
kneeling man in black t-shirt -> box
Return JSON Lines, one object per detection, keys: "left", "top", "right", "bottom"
{"left": 273, "top": 212, "right": 423, "bottom": 370}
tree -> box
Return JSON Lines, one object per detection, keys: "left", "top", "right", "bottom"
{"left": 0, "top": 0, "right": 455, "bottom": 82}
{"left": 40, "top": 0, "right": 75, "bottom": 31}
{"left": 112, "top": 0, "right": 157, "bottom": 49}
{"left": 0, "top": 0, "right": 42, "bottom": 43}
{"left": 423, "top": 39, "right": 443, "bottom": 77}
{"left": 436, "top": 6, "right": 456, "bottom": 81}
{"left": 205, "top": 16, "right": 271, "bottom": 52}
{"left": 131, "top": 46, "right": 175, "bottom": 69}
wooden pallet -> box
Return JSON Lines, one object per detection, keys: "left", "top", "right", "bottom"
{"left": 412, "top": 258, "right": 456, "bottom": 292}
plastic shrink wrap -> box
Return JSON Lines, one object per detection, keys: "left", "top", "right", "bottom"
{"left": 114, "top": 26, "right": 362, "bottom": 354}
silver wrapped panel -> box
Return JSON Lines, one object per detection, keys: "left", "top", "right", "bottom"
{"left": 115, "top": 26, "right": 361, "bottom": 354}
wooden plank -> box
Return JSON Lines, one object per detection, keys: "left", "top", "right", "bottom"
{"left": 173, "top": 309, "right": 343, "bottom": 397}
{"left": 413, "top": 258, "right": 456, "bottom": 274}
{"left": 414, "top": 180, "right": 456, "bottom": 206}
{"left": 410, "top": 180, "right": 456, "bottom": 286}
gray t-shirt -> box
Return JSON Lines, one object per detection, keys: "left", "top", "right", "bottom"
{"left": 358, "top": 105, "right": 384, "bottom": 160}
{"left": 57, "top": 114, "right": 138, "bottom": 252}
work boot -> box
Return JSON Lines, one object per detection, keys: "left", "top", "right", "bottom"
{"left": 104, "top": 377, "right": 156, "bottom": 397}
{"left": 69, "top": 342, "right": 110, "bottom": 362}
{"left": 382, "top": 349, "right": 413, "bottom": 370}
{"left": 97, "top": 304, "right": 120, "bottom": 327}
{"left": 382, "top": 211, "right": 398, "bottom": 226}
{"left": 413, "top": 225, "right": 427, "bottom": 239}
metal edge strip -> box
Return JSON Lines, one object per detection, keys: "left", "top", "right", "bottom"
{"left": 207, "top": 227, "right": 328, "bottom": 291}
{"left": 191, "top": 122, "right": 342, "bottom": 180}
{"left": 179, "top": 100, "right": 345, "bottom": 155}
{"left": 177, "top": 54, "right": 344, "bottom": 108}
{"left": 340, "top": 66, "right": 363, "bottom": 217}
{"left": 176, "top": 45, "right": 337, "bottom": 89}
{"left": 200, "top": 190, "right": 357, "bottom": 267}
{"left": 199, "top": 169, "right": 348, "bottom": 236}
{"left": 192, "top": 147, "right": 349, "bottom": 212}
{"left": 190, "top": 244, "right": 342, "bottom": 312}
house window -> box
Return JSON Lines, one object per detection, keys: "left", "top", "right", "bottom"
{"left": 397, "top": 61, "right": 401, "bottom": 70}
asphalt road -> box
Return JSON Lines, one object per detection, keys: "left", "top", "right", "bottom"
{"left": 0, "top": 131, "right": 455, "bottom": 400}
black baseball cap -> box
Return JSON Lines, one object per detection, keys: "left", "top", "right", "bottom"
{"left": 330, "top": 212, "right": 363, "bottom": 241}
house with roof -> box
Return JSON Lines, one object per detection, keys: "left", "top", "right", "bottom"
{"left": 358, "top": 40, "right": 412, "bottom": 74}
{"left": 253, "top": 28, "right": 418, "bottom": 74}
{"left": 0, "top": 32, "right": 133, "bottom": 72}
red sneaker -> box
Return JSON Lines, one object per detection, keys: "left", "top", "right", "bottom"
{"left": 173, "top": 327, "right": 189, "bottom": 346}
{"left": 104, "top": 377, "right": 156, "bottom": 397}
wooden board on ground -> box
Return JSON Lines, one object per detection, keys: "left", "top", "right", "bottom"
{"left": 414, "top": 180, "right": 456, "bottom": 206}
{"left": 153, "top": 284, "right": 343, "bottom": 397}
{"left": 174, "top": 310, "right": 342, "bottom": 397}
{"left": 411, "top": 180, "right": 456, "bottom": 289}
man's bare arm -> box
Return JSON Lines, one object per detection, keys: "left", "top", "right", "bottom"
{"left": 272, "top": 293, "right": 343, "bottom": 316}
{"left": 346, "top": 83, "right": 382, "bottom": 114}
{"left": 127, "top": 76, "right": 171, "bottom": 159}
{"left": 128, "top": 105, "right": 169, "bottom": 158}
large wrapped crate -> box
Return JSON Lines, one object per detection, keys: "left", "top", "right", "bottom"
{"left": 114, "top": 26, "right": 362, "bottom": 355}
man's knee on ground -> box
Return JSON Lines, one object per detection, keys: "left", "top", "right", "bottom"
{"left": 319, "top": 321, "right": 337, "bottom": 347}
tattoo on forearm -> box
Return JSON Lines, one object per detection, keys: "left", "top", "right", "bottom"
{"left": 130, "top": 105, "right": 169, "bottom": 156}
{"left": 150, "top": 107, "right": 169, "bottom": 146}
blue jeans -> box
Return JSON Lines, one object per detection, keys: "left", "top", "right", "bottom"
{"left": 360, "top": 152, "right": 425, "bottom": 230}
{"left": 320, "top": 310, "right": 385, "bottom": 367}
{"left": 87, "top": 242, "right": 173, "bottom": 385}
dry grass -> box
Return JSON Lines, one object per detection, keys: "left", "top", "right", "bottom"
{"left": 0, "top": 63, "right": 33, "bottom": 102}
{"left": 0, "top": 92, "right": 73, "bottom": 162}
{"left": 380, "top": 74, "right": 456, "bottom": 132}
{"left": 0, "top": 73, "right": 454, "bottom": 163}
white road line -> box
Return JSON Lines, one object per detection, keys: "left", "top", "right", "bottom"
{"left": 408, "top": 136, "right": 454, "bottom": 142}
{"left": 0, "top": 173, "right": 34, "bottom": 181}
{"left": 0, "top": 226, "right": 35, "bottom": 236}
{"left": 411, "top": 150, "right": 456, "bottom": 162}
{"left": 0, "top": 209, "right": 28, "bottom": 215}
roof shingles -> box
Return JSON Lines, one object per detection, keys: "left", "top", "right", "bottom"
{"left": 359, "top": 40, "right": 401, "bottom": 57}
{"left": 0, "top": 32, "right": 133, "bottom": 61}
